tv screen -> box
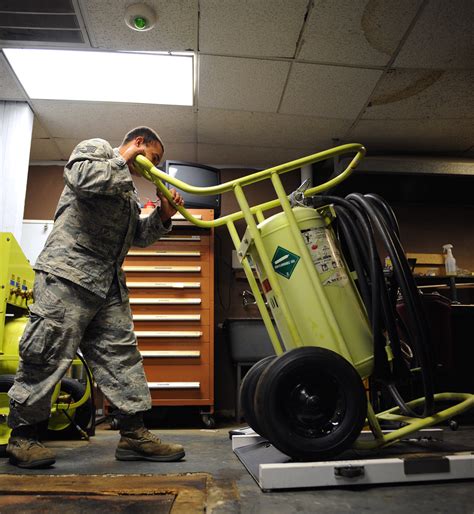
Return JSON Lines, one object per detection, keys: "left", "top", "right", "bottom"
{"left": 164, "top": 160, "right": 221, "bottom": 216}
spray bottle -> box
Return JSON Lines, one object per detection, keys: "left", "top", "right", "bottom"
{"left": 442, "top": 244, "right": 457, "bottom": 276}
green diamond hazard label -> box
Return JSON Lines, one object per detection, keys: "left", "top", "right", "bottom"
{"left": 271, "top": 246, "right": 300, "bottom": 279}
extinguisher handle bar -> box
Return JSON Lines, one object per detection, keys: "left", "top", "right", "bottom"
{"left": 133, "top": 143, "right": 366, "bottom": 229}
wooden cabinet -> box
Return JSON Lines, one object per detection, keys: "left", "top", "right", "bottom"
{"left": 124, "top": 209, "right": 215, "bottom": 424}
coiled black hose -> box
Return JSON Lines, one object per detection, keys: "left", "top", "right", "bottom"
{"left": 76, "top": 351, "right": 96, "bottom": 436}
{"left": 313, "top": 193, "right": 434, "bottom": 417}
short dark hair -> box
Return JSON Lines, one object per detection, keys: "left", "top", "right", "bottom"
{"left": 121, "top": 126, "right": 164, "bottom": 151}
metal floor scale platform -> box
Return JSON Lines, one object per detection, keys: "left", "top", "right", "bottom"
{"left": 230, "top": 428, "right": 474, "bottom": 491}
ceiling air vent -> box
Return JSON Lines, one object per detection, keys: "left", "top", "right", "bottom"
{"left": 0, "top": 0, "right": 90, "bottom": 46}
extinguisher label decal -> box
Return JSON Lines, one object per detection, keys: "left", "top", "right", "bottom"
{"left": 301, "top": 227, "right": 348, "bottom": 286}
{"left": 271, "top": 246, "right": 300, "bottom": 279}
{"left": 322, "top": 270, "right": 348, "bottom": 287}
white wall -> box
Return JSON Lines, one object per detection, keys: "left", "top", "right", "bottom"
{"left": 0, "top": 101, "right": 34, "bottom": 241}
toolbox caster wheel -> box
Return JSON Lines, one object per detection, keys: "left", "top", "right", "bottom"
{"left": 255, "top": 347, "right": 367, "bottom": 461}
{"left": 448, "top": 419, "right": 459, "bottom": 431}
{"left": 109, "top": 418, "right": 119, "bottom": 430}
{"left": 240, "top": 356, "right": 276, "bottom": 437}
{"left": 201, "top": 414, "right": 215, "bottom": 428}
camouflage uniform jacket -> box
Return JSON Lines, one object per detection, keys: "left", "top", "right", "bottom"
{"left": 34, "top": 138, "right": 171, "bottom": 301}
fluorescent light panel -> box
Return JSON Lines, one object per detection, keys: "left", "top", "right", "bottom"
{"left": 3, "top": 48, "right": 193, "bottom": 106}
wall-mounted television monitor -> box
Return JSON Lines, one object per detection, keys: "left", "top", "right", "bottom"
{"left": 164, "top": 160, "right": 221, "bottom": 216}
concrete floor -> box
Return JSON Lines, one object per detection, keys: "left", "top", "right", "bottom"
{"left": 1, "top": 420, "right": 473, "bottom": 513}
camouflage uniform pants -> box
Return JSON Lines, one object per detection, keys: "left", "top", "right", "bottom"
{"left": 8, "top": 271, "right": 151, "bottom": 428}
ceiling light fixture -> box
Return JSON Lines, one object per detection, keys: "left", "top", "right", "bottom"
{"left": 3, "top": 48, "right": 193, "bottom": 106}
{"left": 124, "top": 3, "right": 157, "bottom": 32}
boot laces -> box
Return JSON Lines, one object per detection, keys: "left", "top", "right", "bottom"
{"left": 134, "top": 427, "right": 161, "bottom": 443}
{"left": 15, "top": 437, "right": 46, "bottom": 450}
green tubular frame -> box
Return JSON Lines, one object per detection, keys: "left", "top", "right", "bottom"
{"left": 135, "top": 143, "right": 365, "bottom": 229}
{"left": 135, "top": 144, "right": 474, "bottom": 450}
{"left": 136, "top": 143, "right": 366, "bottom": 357}
{"left": 356, "top": 393, "right": 474, "bottom": 450}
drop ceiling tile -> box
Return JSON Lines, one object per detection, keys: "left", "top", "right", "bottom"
{"left": 32, "top": 118, "right": 49, "bottom": 139}
{"left": 197, "top": 143, "right": 317, "bottom": 168}
{"left": 299, "top": 0, "right": 422, "bottom": 66}
{"left": 161, "top": 142, "right": 197, "bottom": 162}
{"left": 198, "top": 108, "right": 350, "bottom": 149}
{"left": 199, "top": 55, "right": 290, "bottom": 112}
{"left": 0, "top": 53, "right": 26, "bottom": 100}
{"left": 348, "top": 119, "right": 474, "bottom": 153}
{"left": 280, "top": 62, "right": 382, "bottom": 118}
{"left": 31, "top": 100, "right": 196, "bottom": 143}
{"left": 54, "top": 138, "right": 76, "bottom": 159}
{"left": 394, "top": 0, "right": 473, "bottom": 69}
{"left": 81, "top": 0, "right": 198, "bottom": 51}
{"left": 54, "top": 139, "right": 197, "bottom": 164}
{"left": 55, "top": 138, "right": 122, "bottom": 160}
{"left": 29, "top": 138, "right": 62, "bottom": 161}
{"left": 199, "top": 0, "right": 308, "bottom": 57}
{"left": 363, "top": 69, "right": 474, "bottom": 120}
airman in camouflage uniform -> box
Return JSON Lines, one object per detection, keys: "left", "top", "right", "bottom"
{"left": 7, "top": 127, "right": 186, "bottom": 468}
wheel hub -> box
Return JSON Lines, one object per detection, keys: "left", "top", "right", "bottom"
{"left": 284, "top": 377, "right": 345, "bottom": 437}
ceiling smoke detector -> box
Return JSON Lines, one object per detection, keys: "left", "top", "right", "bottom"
{"left": 125, "top": 3, "right": 157, "bottom": 32}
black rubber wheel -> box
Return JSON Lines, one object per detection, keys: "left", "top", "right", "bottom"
{"left": 240, "top": 355, "right": 276, "bottom": 436}
{"left": 45, "top": 378, "right": 93, "bottom": 439}
{"left": 0, "top": 376, "right": 92, "bottom": 440}
{"left": 0, "top": 375, "right": 15, "bottom": 393}
{"left": 254, "top": 347, "right": 367, "bottom": 461}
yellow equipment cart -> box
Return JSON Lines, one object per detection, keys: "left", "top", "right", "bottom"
{"left": 134, "top": 144, "right": 473, "bottom": 463}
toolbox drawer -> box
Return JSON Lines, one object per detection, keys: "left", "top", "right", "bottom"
{"left": 123, "top": 208, "right": 215, "bottom": 414}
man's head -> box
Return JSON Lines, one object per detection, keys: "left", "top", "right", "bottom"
{"left": 119, "top": 126, "right": 164, "bottom": 176}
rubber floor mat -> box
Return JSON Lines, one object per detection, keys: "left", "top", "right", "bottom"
{"left": 0, "top": 473, "right": 209, "bottom": 513}
{"left": 0, "top": 494, "right": 175, "bottom": 513}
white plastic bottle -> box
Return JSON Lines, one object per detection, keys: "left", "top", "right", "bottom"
{"left": 442, "top": 244, "right": 457, "bottom": 276}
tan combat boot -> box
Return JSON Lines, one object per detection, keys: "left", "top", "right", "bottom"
{"left": 7, "top": 436, "right": 56, "bottom": 469}
{"left": 115, "top": 427, "right": 185, "bottom": 462}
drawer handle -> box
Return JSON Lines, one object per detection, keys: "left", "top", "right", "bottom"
{"left": 161, "top": 235, "right": 201, "bottom": 241}
{"left": 130, "top": 298, "right": 202, "bottom": 305}
{"left": 127, "top": 282, "right": 201, "bottom": 289}
{"left": 124, "top": 266, "right": 201, "bottom": 272}
{"left": 135, "top": 330, "right": 203, "bottom": 338}
{"left": 142, "top": 213, "right": 202, "bottom": 221}
{"left": 172, "top": 213, "right": 202, "bottom": 220}
{"left": 133, "top": 314, "right": 201, "bottom": 321}
{"left": 148, "top": 382, "right": 200, "bottom": 389}
{"left": 128, "top": 251, "right": 201, "bottom": 257}
{"left": 141, "top": 350, "right": 200, "bottom": 357}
